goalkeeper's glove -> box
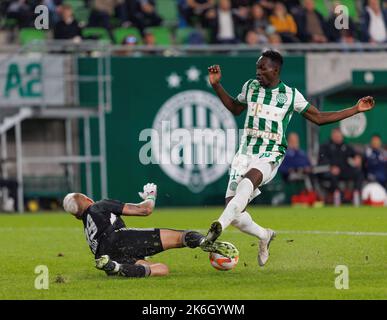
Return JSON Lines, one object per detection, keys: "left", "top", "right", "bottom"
{"left": 138, "top": 183, "right": 157, "bottom": 202}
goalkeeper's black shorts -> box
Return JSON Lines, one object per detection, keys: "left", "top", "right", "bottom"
{"left": 96, "top": 228, "right": 163, "bottom": 264}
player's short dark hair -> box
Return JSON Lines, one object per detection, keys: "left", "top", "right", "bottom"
{"left": 371, "top": 133, "right": 381, "bottom": 139}
{"left": 261, "top": 50, "right": 283, "bottom": 69}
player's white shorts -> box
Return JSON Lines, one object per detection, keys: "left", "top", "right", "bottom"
{"left": 225, "top": 152, "right": 284, "bottom": 202}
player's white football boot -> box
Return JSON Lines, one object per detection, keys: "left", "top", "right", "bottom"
{"left": 258, "top": 229, "right": 276, "bottom": 267}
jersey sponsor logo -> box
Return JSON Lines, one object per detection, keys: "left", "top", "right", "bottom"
{"left": 245, "top": 128, "right": 281, "bottom": 142}
{"left": 152, "top": 90, "right": 237, "bottom": 193}
{"left": 276, "top": 93, "right": 288, "bottom": 104}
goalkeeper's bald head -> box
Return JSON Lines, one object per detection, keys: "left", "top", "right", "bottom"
{"left": 63, "top": 193, "right": 94, "bottom": 219}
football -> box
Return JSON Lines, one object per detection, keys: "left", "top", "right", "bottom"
{"left": 209, "top": 252, "right": 239, "bottom": 271}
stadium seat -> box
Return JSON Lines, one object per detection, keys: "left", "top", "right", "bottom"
{"left": 63, "top": 0, "right": 90, "bottom": 23}
{"left": 340, "top": 0, "right": 359, "bottom": 21}
{"left": 175, "top": 27, "right": 195, "bottom": 44}
{"left": 113, "top": 27, "right": 143, "bottom": 44}
{"left": 2, "top": 18, "right": 17, "bottom": 29}
{"left": 19, "top": 28, "right": 47, "bottom": 45}
{"left": 82, "top": 27, "right": 111, "bottom": 41}
{"left": 314, "top": 0, "right": 329, "bottom": 17}
{"left": 146, "top": 26, "right": 172, "bottom": 45}
{"left": 156, "top": 0, "right": 178, "bottom": 26}
{"left": 175, "top": 27, "right": 208, "bottom": 44}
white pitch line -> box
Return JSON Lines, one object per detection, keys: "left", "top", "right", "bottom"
{"left": 198, "top": 229, "right": 387, "bottom": 237}
{"left": 1, "top": 227, "right": 387, "bottom": 237}
{"left": 276, "top": 230, "right": 387, "bottom": 237}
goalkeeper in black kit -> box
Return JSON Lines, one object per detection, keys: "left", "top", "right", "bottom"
{"left": 63, "top": 183, "right": 237, "bottom": 278}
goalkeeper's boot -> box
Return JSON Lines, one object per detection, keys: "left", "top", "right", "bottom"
{"left": 200, "top": 240, "right": 238, "bottom": 258}
{"left": 95, "top": 255, "right": 120, "bottom": 275}
{"left": 258, "top": 229, "right": 276, "bottom": 267}
{"left": 205, "top": 220, "right": 223, "bottom": 242}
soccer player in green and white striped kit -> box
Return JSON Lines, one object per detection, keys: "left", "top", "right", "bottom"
{"left": 205, "top": 50, "right": 375, "bottom": 266}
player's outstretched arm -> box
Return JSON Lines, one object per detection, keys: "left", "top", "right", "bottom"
{"left": 121, "top": 183, "right": 157, "bottom": 216}
{"left": 208, "top": 65, "right": 246, "bottom": 115}
{"left": 121, "top": 200, "right": 154, "bottom": 216}
{"left": 302, "top": 96, "right": 375, "bottom": 126}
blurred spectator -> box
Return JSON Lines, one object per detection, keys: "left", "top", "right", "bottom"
{"left": 41, "top": 0, "right": 62, "bottom": 26}
{"left": 364, "top": 134, "right": 387, "bottom": 187}
{"left": 122, "top": 34, "right": 138, "bottom": 45}
{"left": 245, "top": 29, "right": 268, "bottom": 45}
{"left": 326, "top": 1, "right": 357, "bottom": 43}
{"left": 6, "top": 0, "right": 34, "bottom": 28}
{"left": 318, "top": 128, "right": 363, "bottom": 206}
{"left": 295, "top": 0, "right": 329, "bottom": 43}
{"left": 361, "top": 0, "right": 387, "bottom": 43}
{"left": 268, "top": 32, "right": 282, "bottom": 44}
{"left": 269, "top": 2, "right": 299, "bottom": 42}
{"left": 248, "top": 3, "right": 270, "bottom": 34}
{"left": 0, "top": 1, "right": 12, "bottom": 19}
{"left": 257, "top": 0, "right": 275, "bottom": 14}
{"left": 143, "top": 29, "right": 155, "bottom": 46}
{"left": 0, "top": 177, "right": 18, "bottom": 212}
{"left": 179, "top": 0, "right": 215, "bottom": 27}
{"left": 88, "top": 0, "right": 126, "bottom": 30}
{"left": 206, "top": 0, "right": 246, "bottom": 43}
{"left": 279, "top": 132, "right": 313, "bottom": 191}
{"left": 281, "top": 0, "right": 302, "bottom": 16}
{"left": 54, "top": 4, "right": 82, "bottom": 40}
{"left": 126, "top": 0, "right": 162, "bottom": 31}
{"left": 116, "top": 33, "right": 140, "bottom": 56}
{"left": 231, "top": 0, "right": 251, "bottom": 21}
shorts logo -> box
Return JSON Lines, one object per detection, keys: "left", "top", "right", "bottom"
{"left": 276, "top": 93, "right": 288, "bottom": 104}
{"left": 229, "top": 181, "right": 238, "bottom": 191}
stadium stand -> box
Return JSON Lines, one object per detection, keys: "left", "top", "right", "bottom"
{"left": 114, "top": 26, "right": 143, "bottom": 44}
{"left": 146, "top": 26, "right": 172, "bottom": 44}
{"left": 19, "top": 27, "right": 47, "bottom": 45}
{"left": 0, "top": 0, "right": 385, "bottom": 46}
{"left": 82, "top": 26, "right": 111, "bottom": 41}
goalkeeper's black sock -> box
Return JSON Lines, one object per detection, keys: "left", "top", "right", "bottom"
{"left": 104, "top": 260, "right": 120, "bottom": 274}
{"left": 182, "top": 230, "right": 205, "bottom": 248}
{"left": 119, "top": 264, "right": 151, "bottom": 278}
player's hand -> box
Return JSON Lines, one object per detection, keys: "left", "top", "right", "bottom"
{"left": 138, "top": 183, "right": 157, "bottom": 201}
{"left": 356, "top": 96, "right": 375, "bottom": 112}
{"left": 208, "top": 65, "right": 222, "bottom": 85}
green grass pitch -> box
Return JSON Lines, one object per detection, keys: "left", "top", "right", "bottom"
{"left": 1, "top": 206, "right": 387, "bottom": 300}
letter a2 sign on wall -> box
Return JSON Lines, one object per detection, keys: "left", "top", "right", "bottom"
{"left": 0, "top": 55, "right": 67, "bottom": 107}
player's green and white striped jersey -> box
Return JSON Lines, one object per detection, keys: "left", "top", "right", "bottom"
{"left": 236, "top": 79, "right": 310, "bottom": 161}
